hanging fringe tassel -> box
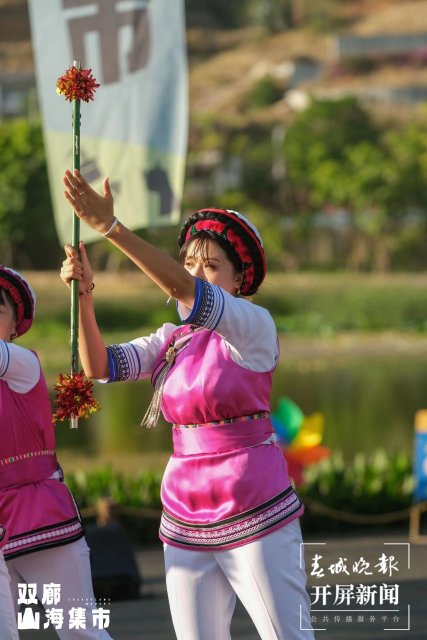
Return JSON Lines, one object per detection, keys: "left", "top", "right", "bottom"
{"left": 141, "top": 329, "right": 198, "bottom": 429}
{"left": 141, "top": 361, "right": 173, "bottom": 429}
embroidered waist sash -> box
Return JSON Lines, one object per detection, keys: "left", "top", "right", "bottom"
{"left": 0, "top": 451, "right": 57, "bottom": 490}
{"left": 161, "top": 414, "right": 303, "bottom": 551}
{"left": 172, "top": 415, "right": 273, "bottom": 455}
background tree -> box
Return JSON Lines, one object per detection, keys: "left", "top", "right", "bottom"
{"left": 185, "top": 0, "right": 250, "bottom": 28}
{"left": 290, "top": 110, "right": 427, "bottom": 269}
{"left": 0, "top": 118, "right": 61, "bottom": 269}
{"left": 284, "top": 97, "right": 380, "bottom": 213}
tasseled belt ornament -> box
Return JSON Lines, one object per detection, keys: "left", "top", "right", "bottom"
{"left": 141, "top": 328, "right": 198, "bottom": 428}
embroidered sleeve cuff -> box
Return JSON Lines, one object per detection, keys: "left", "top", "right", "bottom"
{"left": 180, "top": 278, "right": 225, "bottom": 330}
{"left": 106, "top": 344, "right": 141, "bottom": 382}
{"left": 0, "top": 340, "right": 10, "bottom": 377}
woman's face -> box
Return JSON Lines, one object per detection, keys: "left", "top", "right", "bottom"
{"left": 183, "top": 239, "right": 243, "bottom": 296}
{"left": 0, "top": 292, "right": 17, "bottom": 341}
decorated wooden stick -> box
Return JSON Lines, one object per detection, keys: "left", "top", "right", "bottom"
{"left": 70, "top": 61, "right": 81, "bottom": 392}
{"left": 56, "top": 61, "right": 100, "bottom": 428}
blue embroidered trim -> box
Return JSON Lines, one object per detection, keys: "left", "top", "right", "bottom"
{"left": 106, "top": 344, "right": 141, "bottom": 382}
{"left": 183, "top": 279, "right": 224, "bottom": 330}
{"left": 0, "top": 340, "right": 9, "bottom": 377}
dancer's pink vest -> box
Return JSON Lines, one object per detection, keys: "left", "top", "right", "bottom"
{"left": 158, "top": 327, "right": 303, "bottom": 550}
{"left": 0, "top": 362, "right": 83, "bottom": 559}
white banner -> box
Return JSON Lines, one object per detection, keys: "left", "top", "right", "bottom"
{"left": 28, "top": 0, "right": 188, "bottom": 244}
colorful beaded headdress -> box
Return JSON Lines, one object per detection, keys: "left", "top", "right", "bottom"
{"left": 178, "top": 208, "right": 266, "bottom": 295}
{"left": 0, "top": 266, "right": 36, "bottom": 336}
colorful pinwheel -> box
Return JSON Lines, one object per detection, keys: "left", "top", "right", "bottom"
{"left": 272, "top": 397, "right": 331, "bottom": 485}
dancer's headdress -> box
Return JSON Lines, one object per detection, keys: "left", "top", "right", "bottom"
{"left": 178, "top": 208, "right": 266, "bottom": 295}
{"left": 0, "top": 266, "right": 36, "bottom": 336}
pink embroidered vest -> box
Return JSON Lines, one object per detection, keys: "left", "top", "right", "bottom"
{"left": 157, "top": 327, "right": 303, "bottom": 550}
{"left": 0, "top": 365, "right": 83, "bottom": 559}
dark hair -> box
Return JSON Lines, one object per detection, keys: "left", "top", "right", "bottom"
{"left": 0, "top": 288, "right": 18, "bottom": 322}
{"left": 179, "top": 230, "right": 243, "bottom": 276}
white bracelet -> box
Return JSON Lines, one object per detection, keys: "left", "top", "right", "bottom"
{"left": 103, "top": 217, "right": 119, "bottom": 238}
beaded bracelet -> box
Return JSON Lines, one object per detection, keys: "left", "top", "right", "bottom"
{"left": 79, "top": 282, "right": 95, "bottom": 296}
{"left": 103, "top": 216, "right": 119, "bottom": 238}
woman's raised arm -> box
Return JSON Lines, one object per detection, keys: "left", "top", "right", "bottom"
{"left": 63, "top": 170, "right": 196, "bottom": 308}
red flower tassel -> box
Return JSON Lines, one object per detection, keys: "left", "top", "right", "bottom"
{"left": 53, "top": 371, "right": 100, "bottom": 423}
{"left": 56, "top": 66, "right": 99, "bottom": 103}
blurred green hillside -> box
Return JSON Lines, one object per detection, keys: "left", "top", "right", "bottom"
{"left": 1, "top": 0, "right": 427, "bottom": 270}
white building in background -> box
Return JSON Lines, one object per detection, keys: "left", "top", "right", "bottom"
{"left": 0, "top": 0, "right": 36, "bottom": 120}
{"left": 333, "top": 32, "right": 427, "bottom": 61}
{"left": 0, "top": 71, "right": 35, "bottom": 119}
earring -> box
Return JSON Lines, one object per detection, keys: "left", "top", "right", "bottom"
{"left": 10, "top": 332, "right": 17, "bottom": 340}
{"left": 235, "top": 287, "right": 241, "bottom": 297}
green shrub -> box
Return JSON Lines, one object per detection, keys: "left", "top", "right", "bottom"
{"left": 299, "top": 449, "right": 414, "bottom": 515}
{"left": 66, "top": 467, "right": 162, "bottom": 509}
{"left": 65, "top": 448, "right": 414, "bottom": 523}
{"left": 243, "top": 76, "right": 283, "bottom": 110}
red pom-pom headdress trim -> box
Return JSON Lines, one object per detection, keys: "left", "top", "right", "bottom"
{"left": 178, "top": 209, "right": 266, "bottom": 296}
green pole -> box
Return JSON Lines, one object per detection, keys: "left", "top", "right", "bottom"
{"left": 70, "top": 59, "right": 81, "bottom": 429}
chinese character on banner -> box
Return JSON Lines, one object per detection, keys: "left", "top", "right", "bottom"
{"left": 28, "top": 0, "right": 188, "bottom": 246}
{"left": 62, "top": 0, "right": 150, "bottom": 84}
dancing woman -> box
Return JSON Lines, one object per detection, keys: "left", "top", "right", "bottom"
{"left": 0, "top": 266, "right": 112, "bottom": 639}
{"left": 61, "top": 169, "right": 314, "bottom": 640}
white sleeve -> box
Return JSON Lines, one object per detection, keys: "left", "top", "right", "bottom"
{"left": 177, "top": 279, "right": 279, "bottom": 372}
{"left": 0, "top": 340, "right": 41, "bottom": 393}
{"left": 102, "top": 323, "right": 178, "bottom": 383}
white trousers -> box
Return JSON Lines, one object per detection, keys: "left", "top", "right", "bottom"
{"left": 0, "top": 550, "right": 19, "bottom": 640}
{"left": 164, "top": 519, "right": 315, "bottom": 640}
{"left": 7, "top": 538, "right": 112, "bottom": 640}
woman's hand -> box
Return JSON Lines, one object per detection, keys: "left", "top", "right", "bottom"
{"left": 63, "top": 169, "right": 115, "bottom": 235}
{"left": 60, "top": 242, "right": 94, "bottom": 293}
{"left": 60, "top": 241, "right": 109, "bottom": 379}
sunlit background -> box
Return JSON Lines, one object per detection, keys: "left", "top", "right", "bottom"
{"left": 1, "top": 0, "right": 427, "bottom": 523}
